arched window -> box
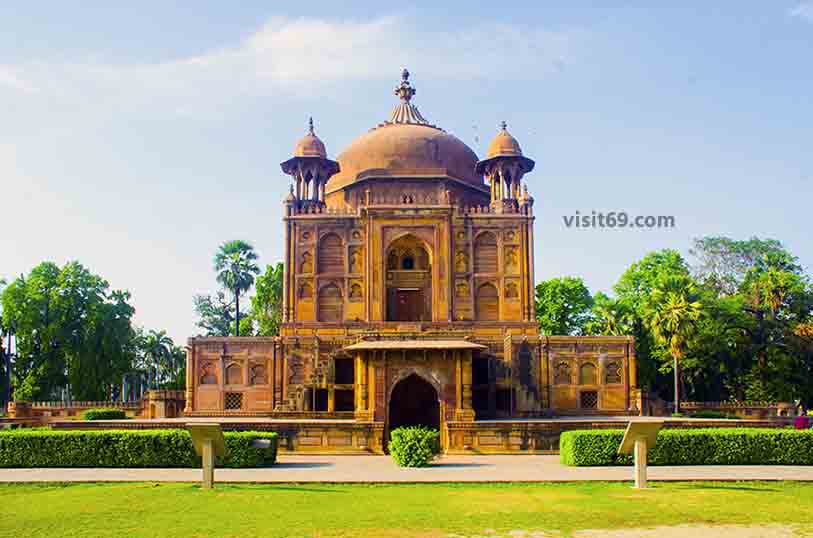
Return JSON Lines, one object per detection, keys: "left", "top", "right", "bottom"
{"left": 318, "top": 283, "right": 343, "bottom": 322}
{"left": 299, "top": 251, "right": 313, "bottom": 273}
{"left": 226, "top": 364, "right": 242, "bottom": 385}
{"left": 580, "top": 363, "right": 597, "bottom": 385}
{"left": 605, "top": 362, "right": 622, "bottom": 384}
{"left": 554, "top": 362, "right": 571, "bottom": 385}
{"left": 318, "top": 233, "right": 344, "bottom": 274}
{"left": 474, "top": 232, "right": 498, "bottom": 273}
{"left": 476, "top": 282, "right": 499, "bottom": 321}
{"left": 250, "top": 365, "right": 267, "bottom": 385}
{"left": 298, "top": 281, "right": 313, "bottom": 300}
{"left": 349, "top": 282, "right": 363, "bottom": 302}
{"left": 401, "top": 256, "right": 415, "bottom": 270}
{"left": 200, "top": 362, "right": 217, "bottom": 385}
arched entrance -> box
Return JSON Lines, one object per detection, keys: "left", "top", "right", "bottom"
{"left": 388, "top": 374, "right": 440, "bottom": 435}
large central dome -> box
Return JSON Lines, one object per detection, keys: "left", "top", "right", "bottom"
{"left": 326, "top": 69, "right": 484, "bottom": 193}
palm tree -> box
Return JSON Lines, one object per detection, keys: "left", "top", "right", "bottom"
{"left": 142, "top": 329, "right": 172, "bottom": 389}
{"left": 214, "top": 240, "right": 260, "bottom": 336}
{"left": 645, "top": 274, "right": 703, "bottom": 414}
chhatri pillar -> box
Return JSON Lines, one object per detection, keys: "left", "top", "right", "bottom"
{"left": 475, "top": 121, "right": 535, "bottom": 214}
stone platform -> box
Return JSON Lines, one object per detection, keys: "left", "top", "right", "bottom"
{"left": 47, "top": 416, "right": 792, "bottom": 454}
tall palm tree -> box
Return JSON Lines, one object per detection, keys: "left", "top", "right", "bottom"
{"left": 214, "top": 240, "right": 260, "bottom": 336}
{"left": 645, "top": 274, "right": 703, "bottom": 414}
{"left": 143, "top": 329, "right": 172, "bottom": 389}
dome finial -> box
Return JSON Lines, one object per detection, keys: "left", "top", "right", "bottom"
{"left": 308, "top": 117, "right": 315, "bottom": 135}
{"left": 500, "top": 120, "right": 508, "bottom": 131}
{"left": 394, "top": 67, "right": 416, "bottom": 103}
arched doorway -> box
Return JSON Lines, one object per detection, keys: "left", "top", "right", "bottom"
{"left": 388, "top": 374, "right": 440, "bottom": 435}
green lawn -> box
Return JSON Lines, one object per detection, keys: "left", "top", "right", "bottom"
{"left": 1, "top": 481, "right": 811, "bottom": 538}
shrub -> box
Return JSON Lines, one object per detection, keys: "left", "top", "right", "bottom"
{"left": 83, "top": 408, "right": 127, "bottom": 420}
{"left": 688, "top": 410, "right": 738, "bottom": 420}
{"left": 389, "top": 426, "right": 440, "bottom": 467}
{"left": 0, "top": 429, "right": 277, "bottom": 468}
{"left": 560, "top": 428, "right": 813, "bottom": 466}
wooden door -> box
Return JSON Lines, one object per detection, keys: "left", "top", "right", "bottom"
{"left": 395, "top": 289, "right": 422, "bottom": 321}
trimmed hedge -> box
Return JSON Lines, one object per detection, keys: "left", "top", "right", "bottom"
{"left": 560, "top": 428, "right": 813, "bottom": 466}
{"left": 688, "top": 410, "right": 738, "bottom": 420}
{"left": 389, "top": 426, "right": 440, "bottom": 467}
{"left": 0, "top": 429, "right": 277, "bottom": 468}
{"left": 82, "top": 408, "right": 127, "bottom": 420}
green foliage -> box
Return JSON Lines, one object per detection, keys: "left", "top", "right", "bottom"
{"left": 193, "top": 291, "right": 234, "bottom": 337}
{"left": 690, "top": 236, "right": 794, "bottom": 295}
{"left": 389, "top": 426, "right": 440, "bottom": 467}
{"left": 560, "top": 428, "right": 813, "bottom": 466}
{"left": 213, "top": 240, "right": 260, "bottom": 337}
{"left": 585, "top": 292, "right": 633, "bottom": 336}
{"left": 0, "top": 429, "right": 277, "bottom": 468}
{"left": 82, "top": 408, "right": 127, "bottom": 420}
{"left": 535, "top": 277, "right": 593, "bottom": 335}
{"left": 252, "top": 262, "right": 284, "bottom": 337}
{"left": 1, "top": 261, "right": 137, "bottom": 401}
{"left": 688, "top": 410, "right": 737, "bottom": 419}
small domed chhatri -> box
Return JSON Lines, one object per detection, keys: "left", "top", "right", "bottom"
{"left": 293, "top": 118, "right": 328, "bottom": 158}
{"left": 281, "top": 118, "right": 339, "bottom": 209}
{"left": 487, "top": 121, "right": 524, "bottom": 159}
{"left": 476, "top": 121, "right": 535, "bottom": 174}
{"left": 475, "top": 122, "right": 535, "bottom": 213}
{"left": 186, "top": 68, "right": 638, "bottom": 456}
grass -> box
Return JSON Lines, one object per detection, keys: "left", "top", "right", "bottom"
{"left": 1, "top": 481, "right": 811, "bottom": 538}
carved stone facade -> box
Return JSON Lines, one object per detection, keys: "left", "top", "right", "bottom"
{"left": 185, "top": 70, "right": 638, "bottom": 452}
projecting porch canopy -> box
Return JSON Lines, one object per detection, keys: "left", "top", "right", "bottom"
{"left": 344, "top": 339, "right": 486, "bottom": 351}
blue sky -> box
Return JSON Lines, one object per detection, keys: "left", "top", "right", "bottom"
{"left": 1, "top": 2, "right": 811, "bottom": 342}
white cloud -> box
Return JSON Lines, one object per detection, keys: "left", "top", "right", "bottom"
{"left": 789, "top": 2, "right": 813, "bottom": 22}
{"left": 0, "top": 67, "right": 39, "bottom": 93}
{"left": 0, "top": 16, "right": 582, "bottom": 116}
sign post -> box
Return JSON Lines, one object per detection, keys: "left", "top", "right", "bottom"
{"left": 617, "top": 420, "right": 664, "bottom": 489}
{"left": 187, "top": 423, "right": 226, "bottom": 489}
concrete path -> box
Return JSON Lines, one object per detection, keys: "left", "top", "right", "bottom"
{"left": 1, "top": 455, "right": 812, "bottom": 483}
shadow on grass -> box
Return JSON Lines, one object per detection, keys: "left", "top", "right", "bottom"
{"left": 685, "top": 483, "right": 781, "bottom": 492}
{"left": 210, "top": 484, "right": 348, "bottom": 493}
{"left": 428, "top": 463, "right": 491, "bottom": 469}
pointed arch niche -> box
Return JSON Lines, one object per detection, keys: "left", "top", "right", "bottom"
{"left": 385, "top": 234, "right": 432, "bottom": 322}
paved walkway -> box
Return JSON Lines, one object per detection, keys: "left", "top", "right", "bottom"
{"left": 1, "top": 455, "right": 812, "bottom": 483}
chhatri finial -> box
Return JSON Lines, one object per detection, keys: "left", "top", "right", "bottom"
{"left": 307, "top": 117, "right": 315, "bottom": 135}
{"left": 500, "top": 120, "right": 508, "bottom": 131}
{"left": 394, "top": 67, "right": 416, "bottom": 103}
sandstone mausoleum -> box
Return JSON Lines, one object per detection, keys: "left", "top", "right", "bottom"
{"left": 185, "top": 69, "right": 640, "bottom": 453}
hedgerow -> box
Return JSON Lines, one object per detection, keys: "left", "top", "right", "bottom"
{"left": 560, "top": 428, "right": 813, "bottom": 466}
{"left": 0, "top": 429, "right": 277, "bottom": 468}
{"left": 82, "top": 408, "right": 127, "bottom": 420}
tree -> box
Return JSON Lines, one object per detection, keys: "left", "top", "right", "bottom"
{"left": 535, "top": 277, "right": 593, "bottom": 335}
{"left": 585, "top": 292, "right": 633, "bottom": 336}
{"left": 213, "top": 240, "right": 260, "bottom": 337}
{"left": 193, "top": 291, "right": 234, "bottom": 337}
{"left": 644, "top": 274, "right": 704, "bottom": 414}
{"left": 1, "top": 261, "right": 137, "bottom": 401}
{"left": 141, "top": 329, "right": 172, "bottom": 389}
{"left": 690, "top": 236, "right": 794, "bottom": 295}
{"left": 613, "top": 249, "right": 691, "bottom": 392}
{"left": 252, "top": 262, "right": 284, "bottom": 336}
